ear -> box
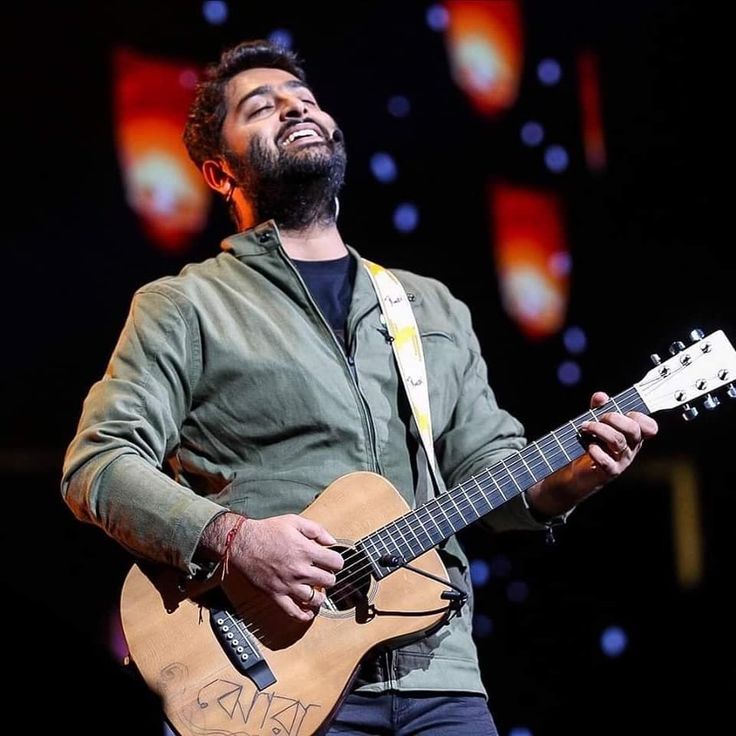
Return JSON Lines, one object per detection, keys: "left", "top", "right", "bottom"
{"left": 202, "top": 159, "right": 235, "bottom": 197}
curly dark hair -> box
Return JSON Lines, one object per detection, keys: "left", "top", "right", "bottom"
{"left": 183, "top": 40, "right": 307, "bottom": 168}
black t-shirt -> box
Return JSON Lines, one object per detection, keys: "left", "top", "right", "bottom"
{"left": 292, "top": 255, "right": 356, "bottom": 349}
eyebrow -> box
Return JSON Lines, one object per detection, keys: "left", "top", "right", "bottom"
{"left": 234, "top": 79, "right": 314, "bottom": 115}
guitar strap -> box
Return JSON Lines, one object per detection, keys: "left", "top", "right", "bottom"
{"left": 362, "top": 259, "right": 440, "bottom": 507}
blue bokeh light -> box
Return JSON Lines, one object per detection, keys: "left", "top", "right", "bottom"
{"left": 202, "top": 0, "right": 228, "bottom": 25}
{"left": 544, "top": 144, "right": 569, "bottom": 173}
{"left": 370, "top": 152, "right": 398, "bottom": 183}
{"left": 509, "top": 728, "right": 534, "bottom": 736}
{"left": 388, "top": 95, "right": 411, "bottom": 118}
{"left": 268, "top": 28, "right": 293, "bottom": 49}
{"left": 470, "top": 558, "right": 491, "bottom": 587}
{"left": 426, "top": 4, "right": 450, "bottom": 32}
{"left": 393, "top": 203, "right": 419, "bottom": 233}
{"left": 557, "top": 360, "right": 581, "bottom": 386}
{"left": 601, "top": 626, "right": 629, "bottom": 657}
{"left": 521, "top": 121, "right": 545, "bottom": 147}
{"left": 563, "top": 326, "right": 587, "bottom": 354}
{"left": 537, "top": 57, "right": 562, "bottom": 85}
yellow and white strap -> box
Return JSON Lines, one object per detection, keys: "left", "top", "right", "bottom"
{"left": 362, "top": 259, "right": 436, "bottom": 473}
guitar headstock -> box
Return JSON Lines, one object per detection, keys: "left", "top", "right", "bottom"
{"left": 634, "top": 329, "right": 736, "bottom": 420}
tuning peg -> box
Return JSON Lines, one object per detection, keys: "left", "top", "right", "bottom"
{"left": 689, "top": 328, "right": 705, "bottom": 343}
{"left": 650, "top": 353, "right": 662, "bottom": 366}
{"left": 682, "top": 403, "right": 698, "bottom": 421}
{"left": 703, "top": 394, "right": 720, "bottom": 410}
{"left": 669, "top": 341, "right": 686, "bottom": 355}
{"left": 728, "top": 384, "right": 736, "bottom": 399}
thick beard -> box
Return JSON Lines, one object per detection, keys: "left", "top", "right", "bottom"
{"left": 225, "top": 133, "right": 347, "bottom": 231}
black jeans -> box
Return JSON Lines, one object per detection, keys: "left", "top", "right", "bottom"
{"left": 325, "top": 691, "right": 499, "bottom": 735}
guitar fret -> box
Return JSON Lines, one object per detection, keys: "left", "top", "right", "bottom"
{"left": 501, "top": 456, "right": 523, "bottom": 493}
{"left": 446, "top": 491, "right": 468, "bottom": 526}
{"left": 487, "top": 470, "right": 507, "bottom": 504}
{"left": 610, "top": 396, "right": 624, "bottom": 414}
{"left": 413, "top": 508, "right": 435, "bottom": 547}
{"left": 420, "top": 502, "right": 447, "bottom": 543}
{"left": 518, "top": 452, "right": 537, "bottom": 483}
{"left": 392, "top": 518, "right": 414, "bottom": 553}
{"left": 391, "top": 520, "right": 413, "bottom": 558}
{"left": 403, "top": 515, "right": 423, "bottom": 550}
{"left": 462, "top": 480, "right": 481, "bottom": 515}
{"left": 551, "top": 429, "right": 571, "bottom": 461}
{"left": 532, "top": 440, "right": 554, "bottom": 473}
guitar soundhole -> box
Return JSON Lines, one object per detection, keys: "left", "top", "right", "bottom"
{"left": 325, "top": 545, "right": 374, "bottom": 613}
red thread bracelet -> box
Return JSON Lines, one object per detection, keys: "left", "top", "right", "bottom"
{"left": 221, "top": 515, "right": 246, "bottom": 577}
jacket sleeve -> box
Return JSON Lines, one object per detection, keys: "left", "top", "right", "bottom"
{"left": 60, "top": 286, "right": 226, "bottom": 575}
{"left": 434, "top": 296, "right": 550, "bottom": 533}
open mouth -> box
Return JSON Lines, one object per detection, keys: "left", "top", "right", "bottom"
{"left": 279, "top": 125, "right": 326, "bottom": 148}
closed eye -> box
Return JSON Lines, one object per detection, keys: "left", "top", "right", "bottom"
{"left": 249, "top": 104, "right": 273, "bottom": 118}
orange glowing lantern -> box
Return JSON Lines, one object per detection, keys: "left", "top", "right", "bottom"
{"left": 577, "top": 49, "right": 607, "bottom": 172}
{"left": 114, "top": 48, "right": 210, "bottom": 252}
{"left": 444, "top": 0, "right": 524, "bottom": 116}
{"left": 490, "top": 182, "right": 570, "bottom": 339}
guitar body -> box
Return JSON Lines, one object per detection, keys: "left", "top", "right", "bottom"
{"left": 120, "top": 472, "right": 451, "bottom": 736}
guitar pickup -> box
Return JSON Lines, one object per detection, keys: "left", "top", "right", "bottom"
{"left": 210, "top": 607, "right": 277, "bottom": 690}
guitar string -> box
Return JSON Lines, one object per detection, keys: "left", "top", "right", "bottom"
{"left": 235, "top": 390, "right": 647, "bottom": 630}
{"left": 239, "top": 390, "right": 643, "bottom": 631}
{"left": 320, "top": 388, "right": 646, "bottom": 605}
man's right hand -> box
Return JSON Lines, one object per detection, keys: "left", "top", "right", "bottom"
{"left": 199, "top": 512, "right": 344, "bottom": 622}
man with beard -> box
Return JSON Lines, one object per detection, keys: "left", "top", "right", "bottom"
{"left": 61, "top": 40, "right": 657, "bottom": 735}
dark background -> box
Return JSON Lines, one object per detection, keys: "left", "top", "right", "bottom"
{"left": 3, "top": 1, "right": 733, "bottom": 733}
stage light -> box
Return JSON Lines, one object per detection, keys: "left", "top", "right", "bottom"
{"left": 521, "top": 121, "right": 544, "bottom": 146}
{"left": 470, "top": 558, "right": 491, "bottom": 587}
{"left": 370, "top": 152, "right": 398, "bottom": 183}
{"left": 268, "top": 28, "right": 293, "bottom": 49}
{"left": 393, "top": 202, "right": 419, "bottom": 233}
{"left": 601, "top": 625, "right": 628, "bottom": 657}
{"left": 113, "top": 48, "right": 210, "bottom": 253}
{"left": 426, "top": 4, "right": 450, "bottom": 32}
{"left": 202, "top": 0, "right": 228, "bottom": 25}
{"left": 557, "top": 360, "right": 581, "bottom": 386}
{"left": 509, "top": 728, "right": 533, "bottom": 736}
{"left": 544, "top": 144, "right": 569, "bottom": 173}
{"left": 537, "top": 57, "right": 562, "bottom": 86}
{"left": 489, "top": 183, "right": 570, "bottom": 339}
{"left": 444, "top": 0, "right": 524, "bottom": 117}
{"left": 563, "top": 326, "right": 587, "bottom": 354}
{"left": 387, "top": 95, "right": 411, "bottom": 118}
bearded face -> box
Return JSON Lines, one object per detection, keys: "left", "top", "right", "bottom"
{"left": 224, "top": 123, "right": 346, "bottom": 231}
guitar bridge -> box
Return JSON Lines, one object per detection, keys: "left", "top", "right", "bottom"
{"left": 210, "top": 607, "right": 276, "bottom": 690}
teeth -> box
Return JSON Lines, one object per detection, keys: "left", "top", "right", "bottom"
{"left": 282, "top": 129, "right": 320, "bottom": 146}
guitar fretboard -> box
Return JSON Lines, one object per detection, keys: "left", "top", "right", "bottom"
{"left": 359, "top": 387, "right": 648, "bottom": 578}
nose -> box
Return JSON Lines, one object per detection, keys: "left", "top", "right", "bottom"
{"left": 278, "top": 91, "right": 308, "bottom": 120}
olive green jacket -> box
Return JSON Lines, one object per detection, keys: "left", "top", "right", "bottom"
{"left": 61, "top": 220, "right": 546, "bottom": 695}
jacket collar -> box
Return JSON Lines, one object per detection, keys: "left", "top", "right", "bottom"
{"left": 219, "top": 220, "right": 380, "bottom": 321}
{"left": 220, "top": 220, "right": 282, "bottom": 257}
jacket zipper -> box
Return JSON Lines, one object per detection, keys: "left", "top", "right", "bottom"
{"left": 278, "top": 251, "right": 381, "bottom": 473}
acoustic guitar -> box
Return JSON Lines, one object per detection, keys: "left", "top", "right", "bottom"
{"left": 120, "top": 329, "right": 735, "bottom": 736}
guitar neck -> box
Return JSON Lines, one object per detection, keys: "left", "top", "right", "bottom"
{"left": 361, "top": 386, "right": 649, "bottom": 578}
